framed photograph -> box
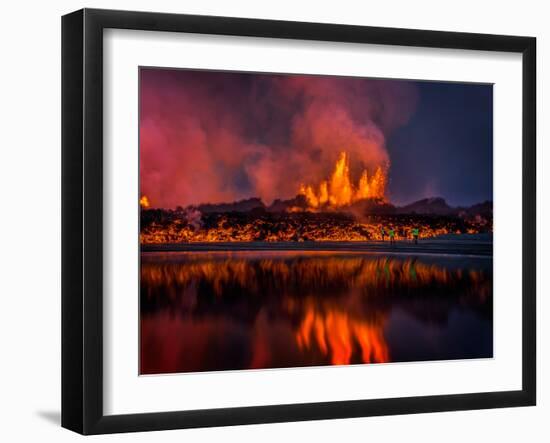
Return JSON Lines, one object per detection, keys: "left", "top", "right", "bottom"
{"left": 62, "top": 8, "right": 536, "bottom": 434}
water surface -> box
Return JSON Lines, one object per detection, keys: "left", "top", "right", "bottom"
{"left": 140, "top": 250, "right": 492, "bottom": 374}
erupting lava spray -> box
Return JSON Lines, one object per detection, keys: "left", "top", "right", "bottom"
{"left": 299, "top": 152, "right": 387, "bottom": 209}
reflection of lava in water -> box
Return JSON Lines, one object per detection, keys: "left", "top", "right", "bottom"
{"left": 293, "top": 302, "right": 389, "bottom": 365}
{"left": 140, "top": 251, "right": 492, "bottom": 374}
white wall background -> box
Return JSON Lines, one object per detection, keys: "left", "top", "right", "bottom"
{"left": 0, "top": 0, "right": 546, "bottom": 441}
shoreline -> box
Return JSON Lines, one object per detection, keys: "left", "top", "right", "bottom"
{"left": 140, "top": 234, "right": 493, "bottom": 257}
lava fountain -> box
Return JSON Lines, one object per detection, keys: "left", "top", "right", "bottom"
{"left": 299, "top": 152, "right": 387, "bottom": 209}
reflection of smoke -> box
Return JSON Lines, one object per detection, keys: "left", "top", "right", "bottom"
{"left": 140, "top": 69, "right": 418, "bottom": 208}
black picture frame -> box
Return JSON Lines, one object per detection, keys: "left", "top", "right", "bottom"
{"left": 62, "top": 8, "right": 536, "bottom": 435}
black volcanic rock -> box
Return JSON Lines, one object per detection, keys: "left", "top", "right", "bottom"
{"left": 348, "top": 198, "right": 396, "bottom": 215}
{"left": 459, "top": 200, "right": 493, "bottom": 218}
{"left": 267, "top": 195, "right": 309, "bottom": 212}
{"left": 266, "top": 199, "right": 288, "bottom": 212}
{"left": 395, "top": 197, "right": 493, "bottom": 221}
{"left": 190, "top": 195, "right": 492, "bottom": 221}
{"left": 397, "top": 197, "right": 454, "bottom": 215}
{"left": 268, "top": 196, "right": 396, "bottom": 215}
{"left": 198, "top": 197, "right": 265, "bottom": 214}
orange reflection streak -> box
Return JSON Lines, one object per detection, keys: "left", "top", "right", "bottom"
{"left": 293, "top": 301, "right": 389, "bottom": 365}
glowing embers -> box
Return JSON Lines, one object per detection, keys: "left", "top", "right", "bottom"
{"left": 139, "top": 195, "right": 150, "bottom": 208}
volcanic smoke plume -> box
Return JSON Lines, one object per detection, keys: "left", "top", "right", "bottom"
{"left": 140, "top": 69, "right": 418, "bottom": 209}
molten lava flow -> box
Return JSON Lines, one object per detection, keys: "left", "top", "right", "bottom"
{"left": 299, "top": 152, "right": 387, "bottom": 209}
{"left": 140, "top": 195, "right": 150, "bottom": 209}
{"left": 139, "top": 211, "right": 483, "bottom": 244}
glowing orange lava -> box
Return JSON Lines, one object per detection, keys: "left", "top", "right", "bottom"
{"left": 140, "top": 195, "right": 150, "bottom": 209}
{"left": 299, "top": 152, "right": 387, "bottom": 208}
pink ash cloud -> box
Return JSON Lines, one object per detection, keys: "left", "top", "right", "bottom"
{"left": 140, "top": 68, "right": 418, "bottom": 208}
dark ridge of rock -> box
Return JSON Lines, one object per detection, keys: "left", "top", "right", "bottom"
{"left": 198, "top": 197, "right": 265, "bottom": 214}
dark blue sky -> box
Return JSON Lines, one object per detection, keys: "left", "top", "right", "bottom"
{"left": 387, "top": 81, "right": 493, "bottom": 207}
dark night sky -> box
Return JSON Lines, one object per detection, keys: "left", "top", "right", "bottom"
{"left": 140, "top": 69, "right": 493, "bottom": 209}
{"left": 386, "top": 81, "right": 493, "bottom": 206}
